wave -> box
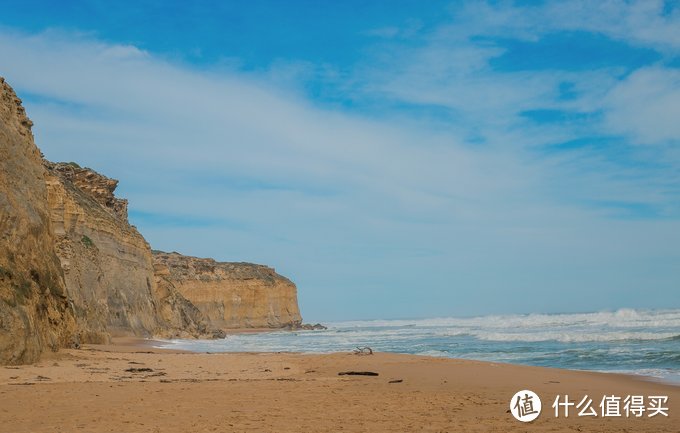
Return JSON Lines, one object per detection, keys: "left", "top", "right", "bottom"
{"left": 598, "top": 369, "right": 680, "bottom": 384}
{"left": 324, "top": 309, "right": 680, "bottom": 344}
{"left": 329, "top": 308, "right": 680, "bottom": 331}
{"left": 474, "top": 331, "right": 680, "bottom": 343}
{"left": 308, "top": 327, "right": 680, "bottom": 343}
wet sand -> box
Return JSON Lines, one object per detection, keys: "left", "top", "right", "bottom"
{"left": 0, "top": 340, "right": 677, "bottom": 432}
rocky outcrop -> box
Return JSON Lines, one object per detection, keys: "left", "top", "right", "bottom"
{"left": 0, "top": 77, "right": 77, "bottom": 364}
{"left": 48, "top": 162, "right": 128, "bottom": 220}
{"left": 44, "top": 162, "right": 219, "bottom": 342}
{"left": 153, "top": 252, "right": 302, "bottom": 329}
{"left": 287, "top": 323, "right": 327, "bottom": 330}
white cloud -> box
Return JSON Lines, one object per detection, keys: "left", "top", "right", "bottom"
{"left": 603, "top": 66, "right": 680, "bottom": 144}
{"left": 545, "top": 0, "right": 680, "bottom": 52}
{"left": 353, "top": 1, "right": 680, "bottom": 147}
{"left": 446, "top": 0, "right": 680, "bottom": 52}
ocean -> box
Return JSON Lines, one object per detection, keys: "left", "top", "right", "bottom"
{"left": 158, "top": 308, "right": 680, "bottom": 383}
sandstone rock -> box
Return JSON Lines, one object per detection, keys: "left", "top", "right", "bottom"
{"left": 44, "top": 162, "right": 221, "bottom": 341}
{"left": 287, "top": 323, "right": 327, "bottom": 330}
{"left": 153, "top": 251, "right": 302, "bottom": 329}
{"left": 154, "top": 262, "right": 225, "bottom": 339}
{"left": 44, "top": 162, "right": 160, "bottom": 342}
{"left": 0, "top": 78, "right": 77, "bottom": 364}
{"left": 47, "top": 162, "right": 128, "bottom": 220}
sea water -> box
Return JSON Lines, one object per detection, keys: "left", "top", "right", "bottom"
{"left": 158, "top": 308, "right": 680, "bottom": 383}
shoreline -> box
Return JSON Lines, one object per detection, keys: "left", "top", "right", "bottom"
{"left": 1, "top": 340, "right": 678, "bottom": 432}
{"left": 138, "top": 336, "right": 680, "bottom": 387}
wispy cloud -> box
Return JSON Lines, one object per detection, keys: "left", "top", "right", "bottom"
{"left": 602, "top": 66, "right": 680, "bottom": 143}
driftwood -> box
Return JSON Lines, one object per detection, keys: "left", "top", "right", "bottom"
{"left": 352, "top": 346, "right": 373, "bottom": 355}
{"left": 388, "top": 379, "right": 403, "bottom": 383}
{"left": 338, "top": 371, "right": 379, "bottom": 376}
{"left": 125, "top": 367, "right": 154, "bottom": 373}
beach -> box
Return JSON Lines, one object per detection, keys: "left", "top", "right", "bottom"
{"left": 1, "top": 3, "right": 678, "bottom": 433}
{"left": 0, "top": 339, "right": 677, "bottom": 433}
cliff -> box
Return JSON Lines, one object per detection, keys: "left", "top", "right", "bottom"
{"left": 44, "top": 162, "right": 219, "bottom": 342}
{"left": 153, "top": 252, "right": 302, "bottom": 329}
{"left": 0, "top": 78, "right": 77, "bottom": 364}
{"left": 1, "top": 76, "right": 304, "bottom": 364}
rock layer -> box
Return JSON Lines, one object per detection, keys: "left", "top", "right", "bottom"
{"left": 45, "top": 162, "right": 162, "bottom": 342}
{"left": 44, "top": 162, "right": 219, "bottom": 342}
{"left": 153, "top": 252, "right": 302, "bottom": 329}
{"left": 154, "top": 261, "right": 224, "bottom": 339}
{"left": 0, "top": 78, "right": 77, "bottom": 364}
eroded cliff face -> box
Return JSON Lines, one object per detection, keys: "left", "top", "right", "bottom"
{"left": 44, "top": 162, "right": 160, "bottom": 342}
{"left": 153, "top": 252, "right": 302, "bottom": 329}
{"left": 44, "top": 162, "right": 218, "bottom": 341}
{"left": 154, "top": 262, "right": 225, "bottom": 339}
{"left": 0, "top": 78, "right": 77, "bottom": 364}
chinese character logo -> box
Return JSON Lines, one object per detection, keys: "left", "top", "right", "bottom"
{"left": 551, "top": 394, "right": 669, "bottom": 418}
{"left": 510, "top": 390, "right": 542, "bottom": 422}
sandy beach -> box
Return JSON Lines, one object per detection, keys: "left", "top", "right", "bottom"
{"left": 0, "top": 340, "right": 676, "bottom": 433}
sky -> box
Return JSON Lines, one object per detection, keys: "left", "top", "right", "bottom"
{"left": 0, "top": 0, "right": 678, "bottom": 321}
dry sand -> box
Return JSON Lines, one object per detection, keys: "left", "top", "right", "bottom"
{"left": 0, "top": 339, "right": 677, "bottom": 432}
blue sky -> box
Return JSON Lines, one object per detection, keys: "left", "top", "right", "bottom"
{"left": 1, "top": 0, "right": 679, "bottom": 321}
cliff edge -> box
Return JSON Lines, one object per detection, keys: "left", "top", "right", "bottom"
{"left": 153, "top": 251, "right": 302, "bottom": 329}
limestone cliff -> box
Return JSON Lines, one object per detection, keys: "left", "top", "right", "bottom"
{"left": 44, "top": 162, "right": 219, "bottom": 341}
{"left": 0, "top": 78, "right": 77, "bottom": 364}
{"left": 153, "top": 252, "right": 302, "bottom": 329}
